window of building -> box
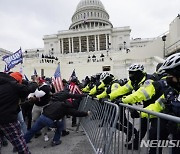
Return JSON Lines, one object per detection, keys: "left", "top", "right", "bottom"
{"left": 102, "top": 66, "right": 111, "bottom": 71}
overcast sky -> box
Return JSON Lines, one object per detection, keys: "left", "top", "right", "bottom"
{"left": 0, "top": 0, "right": 179, "bottom": 52}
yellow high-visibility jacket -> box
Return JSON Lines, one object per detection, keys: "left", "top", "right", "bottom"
{"left": 122, "top": 79, "right": 155, "bottom": 104}
{"left": 108, "top": 76, "right": 147, "bottom": 101}
{"left": 89, "top": 81, "right": 105, "bottom": 96}
{"left": 141, "top": 95, "right": 166, "bottom": 118}
{"left": 82, "top": 85, "right": 90, "bottom": 93}
{"left": 96, "top": 82, "right": 121, "bottom": 99}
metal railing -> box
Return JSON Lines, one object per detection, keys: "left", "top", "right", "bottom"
{"left": 77, "top": 97, "right": 180, "bottom": 154}
{"left": 77, "top": 96, "right": 119, "bottom": 154}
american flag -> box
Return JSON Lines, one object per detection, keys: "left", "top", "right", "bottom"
{"left": 52, "top": 63, "right": 64, "bottom": 92}
{"left": 69, "top": 69, "right": 82, "bottom": 94}
{"left": 69, "top": 83, "right": 82, "bottom": 94}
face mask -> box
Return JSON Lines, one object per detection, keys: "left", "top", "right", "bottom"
{"left": 103, "top": 76, "right": 112, "bottom": 85}
{"left": 166, "top": 76, "right": 180, "bottom": 91}
{"left": 129, "top": 75, "right": 138, "bottom": 83}
{"left": 129, "top": 71, "right": 144, "bottom": 83}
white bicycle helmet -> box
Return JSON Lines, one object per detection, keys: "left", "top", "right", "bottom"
{"left": 160, "top": 53, "right": 180, "bottom": 71}
{"left": 100, "top": 72, "right": 110, "bottom": 81}
{"left": 128, "top": 64, "right": 144, "bottom": 72}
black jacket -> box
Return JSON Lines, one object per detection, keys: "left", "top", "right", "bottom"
{"left": 42, "top": 90, "right": 88, "bottom": 120}
{"left": 0, "top": 72, "right": 38, "bottom": 124}
{"left": 34, "top": 83, "right": 51, "bottom": 107}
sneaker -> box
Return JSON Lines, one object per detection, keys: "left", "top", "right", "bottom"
{"left": 62, "top": 130, "right": 70, "bottom": 137}
{"left": 51, "top": 140, "right": 62, "bottom": 147}
{"left": 44, "top": 134, "right": 49, "bottom": 142}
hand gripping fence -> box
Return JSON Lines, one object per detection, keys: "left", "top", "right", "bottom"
{"left": 76, "top": 96, "right": 180, "bottom": 154}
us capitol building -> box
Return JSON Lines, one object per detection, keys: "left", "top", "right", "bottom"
{"left": 0, "top": 0, "right": 180, "bottom": 80}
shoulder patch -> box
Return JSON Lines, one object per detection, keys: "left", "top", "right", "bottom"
{"left": 114, "top": 83, "right": 119, "bottom": 89}
{"left": 143, "top": 80, "right": 152, "bottom": 87}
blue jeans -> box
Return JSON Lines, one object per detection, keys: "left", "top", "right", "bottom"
{"left": 24, "top": 114, "right": 64, "bottom": 143}
{"left": 18, "top": 110, "right": 27, "bottom": 134}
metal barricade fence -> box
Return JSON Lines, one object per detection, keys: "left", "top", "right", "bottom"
{"left": 115, "top": 103, "right": 180, "bottom": 154}
{"left": 77, "top": 97, "right": 180, "bottom": 154}
{"left": 77, "top": 96, "right": 119, "bottom": 154}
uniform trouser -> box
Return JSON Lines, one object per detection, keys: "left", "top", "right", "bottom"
{"left": 116, "top": 106, "right": 138, "bottom": 140}
{"left": 0, "top": 121, "right": 30, "bottom": 154}
{"left": 171, "top": 129, "right": 180, "bottom": 154}
{"left": 148, "top": 118, "right": 169, "bottom": 154}
{"left": 138, "top": 118, "right": 148, "bottom": 141}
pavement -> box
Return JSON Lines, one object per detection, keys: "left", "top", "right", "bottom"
{"left": 1, "top": 118, "right": 94, "bottom": 154}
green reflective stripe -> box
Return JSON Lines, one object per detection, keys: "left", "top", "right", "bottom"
{"left": 157, "top": 98, "right": 166, "bottom": 108}
{"left": 141, "top": 89, "right": 151, "bottom": 100}
{"left": 125, "top": 84, "right": 133, "bottom": 91}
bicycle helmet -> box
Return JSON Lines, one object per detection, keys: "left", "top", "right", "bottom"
{"left": 161, "top": 53, "right": 180, "bottom": 70}
{"left": 160, "top": 53, "right": 180, "bottom": 77}
{"left": 100, "top": 72, "right": 110, "bottom": 81}
{"left": 128, "top": 64, "right": 144, "bottom": 72}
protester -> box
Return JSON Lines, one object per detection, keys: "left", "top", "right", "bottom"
{"left": 0, "top": 72, "right": 37, "bottom": 154}
{"left": 24, "top": 89, "right": 90, "bottom": 146}
{"left": 30, "top": 77, "right": 51, "bottom": 141}
{"left": 68, "top": 76, "right": 83, "bottom": 127}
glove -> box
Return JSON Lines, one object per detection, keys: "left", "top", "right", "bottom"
{"left": 130, "top": 109, "right": 140, "bottom": 118}
{"left": 114, "top": 98, "right": 122, "bottom": 106}
{"left": 91, "top": 95, "right": 95, "bottom": 100}
{"left": 99, "top": 98, "right": 108, "bottom": 104}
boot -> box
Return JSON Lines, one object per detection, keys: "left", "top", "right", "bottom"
{"left": 62, "top": 130, "right": 70, "bottom": 136}
{"left": 51, "top": 140, "right": 62, "bottom": 147}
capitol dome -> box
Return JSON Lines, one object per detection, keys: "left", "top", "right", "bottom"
{"left": 69, "top": 0, "right": 113, "bottom": 29}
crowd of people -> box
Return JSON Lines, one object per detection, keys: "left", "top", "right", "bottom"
{"left": 0, "top": 53, "right": 180, "bottom": 154}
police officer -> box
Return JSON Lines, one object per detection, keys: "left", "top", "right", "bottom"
{"left": 140, "top": 53, "right": 180, "bottom": 154}
{"left": 108, "top": 64, "right": 155, "bottom": 150}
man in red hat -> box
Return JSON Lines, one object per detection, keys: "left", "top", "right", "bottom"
{"left": 0, "top": 72, "right": 37, "bottom": 154}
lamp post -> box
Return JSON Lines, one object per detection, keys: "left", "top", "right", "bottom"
{"left": 162, "top": 35, "right": 167, "bottom": 58}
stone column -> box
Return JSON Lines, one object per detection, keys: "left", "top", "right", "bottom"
{"left": 69, "top": 38, "right": 71, "bottom": 53}
{"left": 79, "top": 37, "right": 82, "bottom": 52}
{"left": 94, "top": 35, "right": 97, "bottom": 51}
{"left": 72, "top": 37, "right": 74, "bottom": 53}
{"left": 97, "top": 35, "right": 100, "bottom": 51}
{"left": 86, "top": 36, "right": 89, "bottom": 52}
{"left": 106, "top": 34, "right": 108, "bottom": 50}
{"left": 61, "top": 38, "right": 64, "bottom": 54}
